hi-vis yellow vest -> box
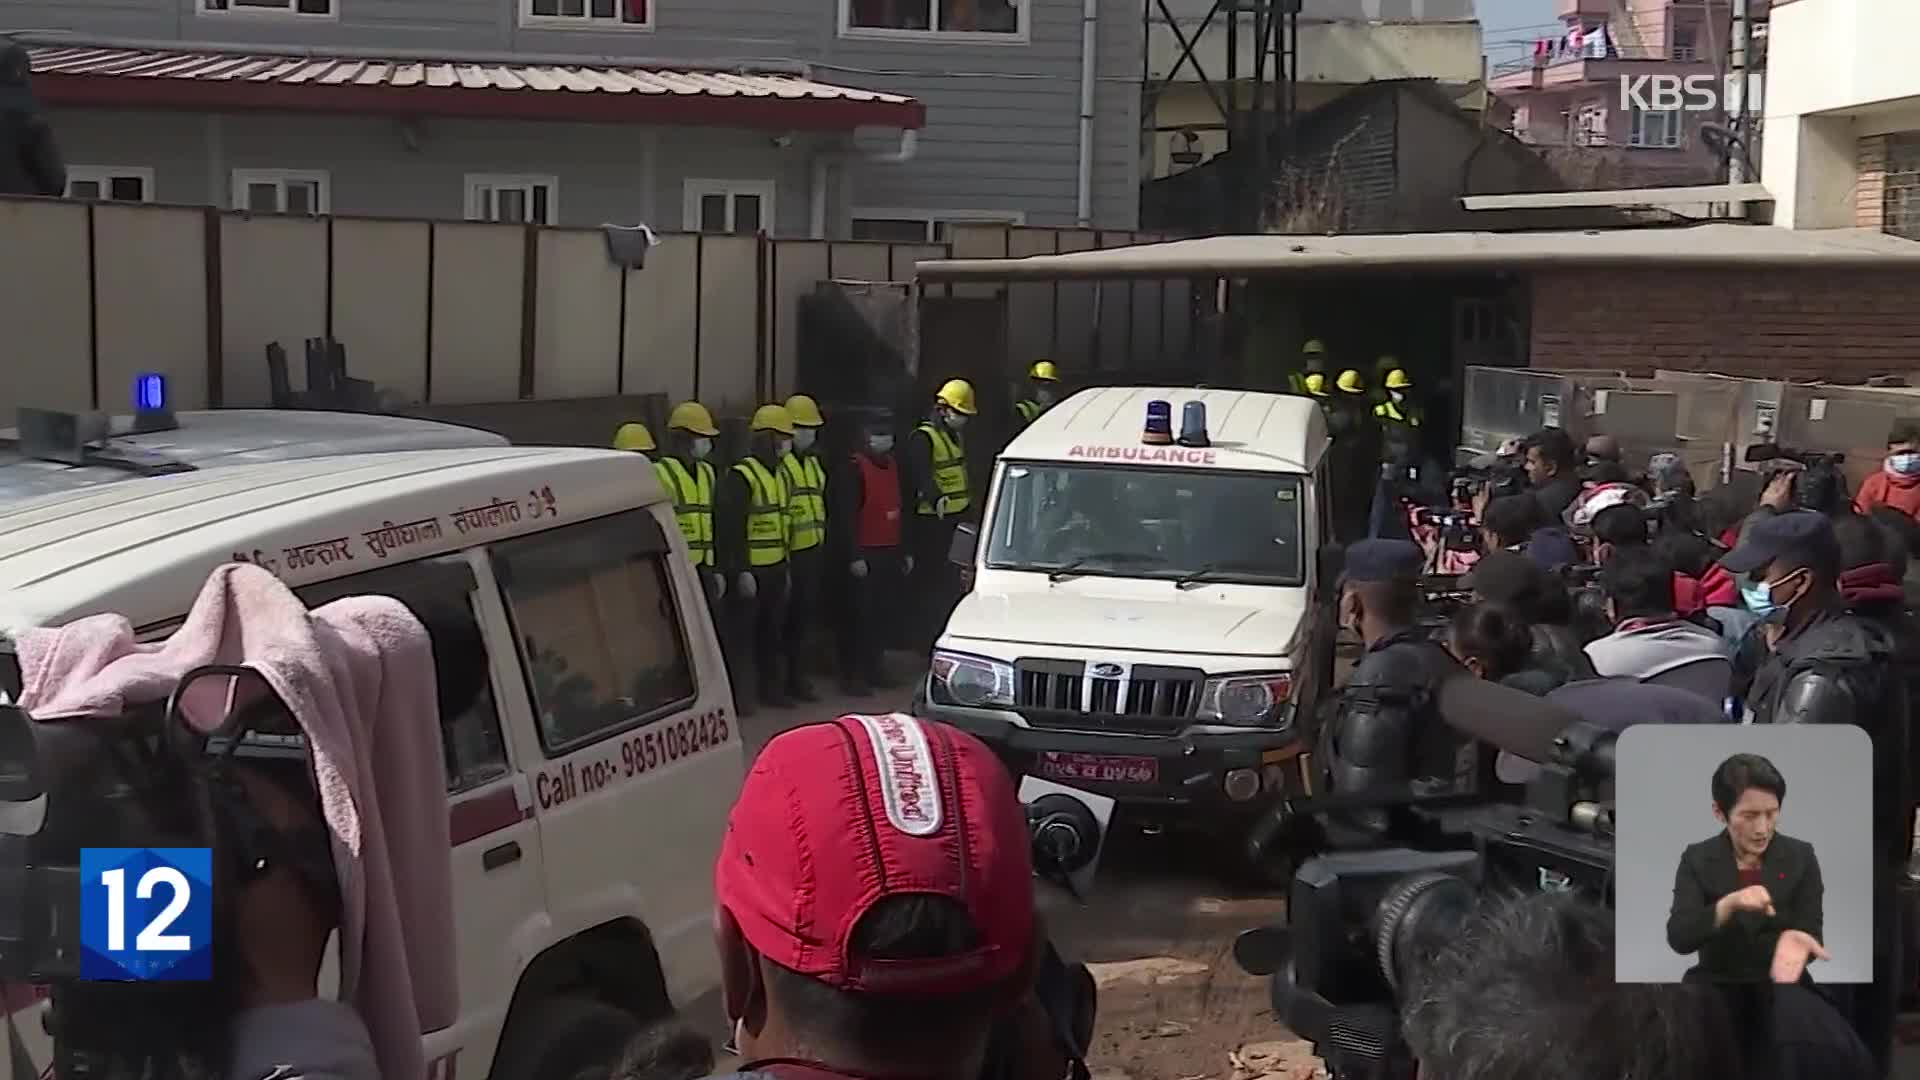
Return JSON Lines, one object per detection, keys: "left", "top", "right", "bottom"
{"left": 1374, "top": 398, "right": 1422, "bottom": 427}
{"left": 780, "top": 452, "right": 827, "bottom": 553}
{"left": 915, "top": 423, "right": 970, "bottom": 517}
{"left": 654, "top": 457, "right": 715, "bottom": 566}
{"left": 733, "top": 458, "right": 790, "bottom": 567}
{"left": 1015, "top": 400, "right": 1041, "bottom": 424}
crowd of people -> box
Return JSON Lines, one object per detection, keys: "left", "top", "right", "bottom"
{"left": 1320, "top": 420, "right": 1920, "bottom": 1078}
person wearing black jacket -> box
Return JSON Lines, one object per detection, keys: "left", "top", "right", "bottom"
{"left": 1722, "top": 509, "right": 1908, "bottom": 1071}
{"left": 1522, "top": 427, "right": 1583, "bottom": 522}
{"left": 0, "top": 42, "right": 66, "bottom": 198}
{"left": 1668, "top": 753, "right": 1825, "bottom": 986}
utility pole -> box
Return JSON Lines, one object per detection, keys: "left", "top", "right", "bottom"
{"left": 1727, "top": 0, "right": 1751, "bottom": 184}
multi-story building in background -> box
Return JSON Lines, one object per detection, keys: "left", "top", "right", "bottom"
{"left": 1490, "top": 0, "right": 1761, "bottom": 188}
{"left": 10, "top": 0, "right": 1143, "bottom": 235}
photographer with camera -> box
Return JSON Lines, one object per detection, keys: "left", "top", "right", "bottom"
{"left": 1318, "top": 540, "right": 1463, "bottom": 845}
{"left": 702, "top": 713, "right": 1093, "bottom": 1080}
{"left": 1401, "top": 891, "right": 1878, "bottom": 1080}
{"left": 1852, "top": 422, "right": 1920, "bottom": 521}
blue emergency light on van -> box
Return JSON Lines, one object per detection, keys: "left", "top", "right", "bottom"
{"left": 1178, "top": 401, "right": 1210, "bottom": 448}
{"left": 1143, "top": 400, "right": 1173, "bottom": 445}
{"left": 133, "top": 373, "right": 167, "bottom": 412}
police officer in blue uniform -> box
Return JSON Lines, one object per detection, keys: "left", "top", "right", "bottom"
{"left": 1318, "top": 539, "right": 1465, "bottom": 846}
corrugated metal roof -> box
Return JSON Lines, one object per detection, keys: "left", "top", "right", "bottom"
{"left": 916, "top": 225, "right": 1920, "bottom": 280}
{"left": 25, "top": 44, "right": 924, "bottom": 128}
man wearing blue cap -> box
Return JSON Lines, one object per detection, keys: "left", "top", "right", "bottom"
{"left": 1725, "top": 509, "right": 1908, "bottom": 1071}
{"left": 1317, "top": 538, "right": 1464, "bottom": 845}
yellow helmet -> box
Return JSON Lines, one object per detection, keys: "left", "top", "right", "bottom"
{"left": 784, "top": 393, "right": 825, "bottom": 428}
{"left": 1335, "top": 369, "right": 1366, "bottom": 394}
{"left": 935, "top": 378, "right": 979, "bottom": 416}
{"left": 666, "top": 400, "right": 720, "bottom": 437}
{"left": 612, "top": 422, "right": 656, "bottom": 452}
{"left": 1385, "top": 368, "right": 1413, "bottom": 390}
{"left": 1029, "top": 360, "right": 1059, "bottom": 382}
{"left": 750, "top": 403, "right": 796, "bottom": 436}
{"left": 1301, "top": 339, "right": 1326, "bottom": 357}
{"left": 1304, "top": 372, "right": 1329, "bottom": 396}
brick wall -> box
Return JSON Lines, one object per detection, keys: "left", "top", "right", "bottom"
{"left": 1857, "top": 135, "right": 1888, "bottom": 229}
{"left": 1529, "top": 268, "right": 1920, "bottom": 382}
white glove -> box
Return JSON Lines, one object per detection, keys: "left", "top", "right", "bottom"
{"left": 736, "top": 572, "right": 759, "bottom": 600}
{"left": 850, "top": 559, "right": 869, "bottom": 578}
{"left": 903, "top": 554, "right": 916, "bottom": 575}
{"left": 709, "top": 572, "right": 726, "bottom": 600}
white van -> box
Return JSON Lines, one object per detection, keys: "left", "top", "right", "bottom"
{"left": 920, "top": 387, "right": 1337, "bottom": 871}
{"left": 0, "top": 407, "right": 509, "bottom": 503}
{"left": 0, "top": 446, "right": 741, "bottom": 1080}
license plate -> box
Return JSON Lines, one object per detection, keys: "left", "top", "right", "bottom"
{"left": 1036, "top": 752, "right": 1159, "bottom": 785}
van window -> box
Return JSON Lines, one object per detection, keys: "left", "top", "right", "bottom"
{"left": 490, "top": 510, "right": 697, "bottom": 755}
{"left": 986, "top": 462, "right": 1308, "bottom": 586}
{"left": 295, "top": 558, "right": 512, "bottom": 795}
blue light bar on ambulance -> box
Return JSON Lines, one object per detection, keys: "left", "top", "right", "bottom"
{"left": 1143, "top": 400, "right": 1174, "bottom": 446}
{"left": 1178, "top": 401, "right": 1210, "bottom": 448}
{"left": 133, "top": 373, "right": 167, "bottom": 413}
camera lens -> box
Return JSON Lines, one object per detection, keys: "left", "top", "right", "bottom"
{"left": 1371, "top": 871, "right": 1476, "bottom": 995}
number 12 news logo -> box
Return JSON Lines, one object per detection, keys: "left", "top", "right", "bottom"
{"left": 79, "top": 848, "right": 214, "bottom": 981}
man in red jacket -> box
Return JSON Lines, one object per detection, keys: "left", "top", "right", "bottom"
{"left": 1855, "top": 422, "right": 1920, "bottom": 521}
{"left": 829, "top": 410, "right": 913, "bottom": 694}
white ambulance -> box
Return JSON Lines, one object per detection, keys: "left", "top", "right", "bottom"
{"left": 923, "top": 387, "right": 1337, "bottom": 873}
{"left": 0, "top": 446, "right": 741, "bottom": 1080}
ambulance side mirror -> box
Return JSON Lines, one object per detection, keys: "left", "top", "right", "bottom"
{"left": 949, "top": 523, "right": 980, "bottom": 567}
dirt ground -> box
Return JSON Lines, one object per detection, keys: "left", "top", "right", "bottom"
{"left": 741, "top": 678, "right": 1324, "bottom": 1080}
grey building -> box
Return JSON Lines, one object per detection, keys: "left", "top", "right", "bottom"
{"left": 14, "top": 0, "right": 1141, "bottom": 237}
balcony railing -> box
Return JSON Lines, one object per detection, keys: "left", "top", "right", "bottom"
{"left": 1491, "top": 43, "right": 1691, "bottom": 77}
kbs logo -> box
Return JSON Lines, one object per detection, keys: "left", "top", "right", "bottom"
{"left": 1618, "top": 74, "right": 1764, "bottom": 113}
{"left": 79, "top": 848, "right": 214, "bottom": 981}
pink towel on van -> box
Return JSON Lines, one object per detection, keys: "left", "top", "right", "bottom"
{"left": 11, "top": 562, "right": 456, "bottom": 1080}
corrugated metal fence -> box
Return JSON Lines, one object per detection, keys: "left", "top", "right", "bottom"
{"left": 0, "top": 195, "right": 1197, "bottom": 420}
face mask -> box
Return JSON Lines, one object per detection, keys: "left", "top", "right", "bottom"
{"left": 777, "top": 438, "right": 794, "bottom": 457}
{"left": 1390, "top": 390, "right": 1405, "bottom": 403}
{"left": 793, "top": 428, "right": 817, "bottom": 452}
{"left": 1888, "top": 452, "right": 1920, "bottom": 477}
{"left": 945, "top": 410, "right": 969, "bottom": 430}
{"left": 868, "top": 434, "right": 895, "bottom": 454}
{"left": 1036, "top": 388, "right": 1057, "bottom": 406}
{"left": 690, "top": 437, "right": 713, "bottom": 460}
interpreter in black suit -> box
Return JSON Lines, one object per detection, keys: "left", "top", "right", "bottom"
{"left": 1668, "top": 752, "right": 1827, "bottom": 984}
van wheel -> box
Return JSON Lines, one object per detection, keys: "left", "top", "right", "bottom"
{"left": 490, "top": 996, "right": 643, "bottom": 1080}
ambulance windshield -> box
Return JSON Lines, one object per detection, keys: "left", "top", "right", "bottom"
{"left": 984, "top": 462, "right": 1306, "bottom": 586}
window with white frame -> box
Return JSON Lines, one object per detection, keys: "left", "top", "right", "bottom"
{"left": 200, "top": 0, "right": 334, "bottom": 16}
{"left": 849, "top": 210, "right": 1024, "bottom": 243}
{"left": 522, "top": 0, "right": 649, "bottom": 29}
{"left": 843, "top": 0, "right": 1024, "bottom": 38}
{"left": 1573, "top": 103, "right": 1609, "bottom": 147}
{"left": 683, "top": 180, "right": 775, "bottom": 235}
{"left": 466, "top": 175, "right": 559, "bottom": 225}
{"left": 233, "top": 169, "right": 330, "bottom": 216}
{"left": 1671, "top": 24, "right": 1698, "bottom": 62}
{"left": 1629, "top": 108, "right": 1683, "bottom": 149}
{"left": 66, "top": 166, "right": 155, "bottom": 203}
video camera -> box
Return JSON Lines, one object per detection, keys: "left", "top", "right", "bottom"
{"left": 1743, "top": 443, "right": 1851, "bottom": 515}
{"left": 0, "top": 662, "right": 336, "bottom": 1080}
{"left": 1234, "top": 720, "right": 1617, "bottom": 1080}
{"left": 1451, "top": 457, "right": 1525, "bottom": 504}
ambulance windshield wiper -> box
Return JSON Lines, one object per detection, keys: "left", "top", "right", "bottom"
{"left": 1174, "top": 559, "right": 1275, "bottom": 590}
{"left": 1046, "top": 552, "right": 1165, "bottom": 583}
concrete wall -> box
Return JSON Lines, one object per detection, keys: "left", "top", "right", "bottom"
{"left": 1763, "top": 0, "right": 1920, "bottom": 228}
{"left": 1529, "top": 267, "right": 1920, "bottom": 382}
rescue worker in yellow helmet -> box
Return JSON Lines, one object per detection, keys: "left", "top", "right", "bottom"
{"left": 1015, "top": 360, "right": 1061, "bottom": 426}
{"left": 778, "top": 393, "right": 829, "bottom": 703}
{"left": 1326, "top": 368, "right": 1381, "bottom": 542}
{"left": 1289, "top": 339, "right": 1329, "bottom": 396}
{"left": 1304, "top": 372, "right": 1329, "bottom": 398}
{"left": 1370, "top": 354, "right": 1399, "bottom": 407}
{"left": 653, "top": 402, "right": 724, "bottom": 610}
{"left": 716, "top": 403, "right": 795, "bottom": 715}
{"left": 1373, "top": 367, "right": 1423, "bottom": 429}
{"left": 906, "top": 378, "right": 976, "bottom": 648}
{"left": 612, "top": 422, "right": 656, "bottom": 453}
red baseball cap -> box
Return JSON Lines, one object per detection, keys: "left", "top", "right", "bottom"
{"left": 714, "top": 712, "right": 1035, "bottom": 995}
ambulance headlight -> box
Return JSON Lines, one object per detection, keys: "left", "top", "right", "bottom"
{"left": 930, "top": 650, "right": 1016, "bottom": 708}
{"left": 1197, "top": 672, "right": 1294, "bottom": 727}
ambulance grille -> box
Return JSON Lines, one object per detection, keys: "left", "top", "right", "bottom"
{"left": 1013, "top": 659, "right": 1202, "bottom": 732}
